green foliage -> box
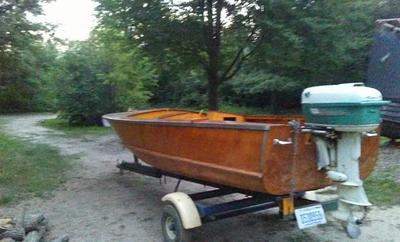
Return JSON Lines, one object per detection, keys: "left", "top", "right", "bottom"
{"left": 373, "top": 0, "right": 400, "bottom": 19}
{"left": 2, "top": 0, "right": 400, "bottom": 116}
{"left": 94, "top": 0, "right": 400, "bottom": 111}
{"left": 95, "top": 0, "right": 265, "bottom": 110}
{"left": 54, "top": 42, "right": 113, "bottom": 125}
{"left": 41, "top": 118, "right": 112, "bottom": 137}
{"left": 253, "top": 0, "right": 375, "bottom": 85}
{"left": 31, "top": 42, "right": 60, "bottom": 111}
{"left": 95, "top": 29, "right": 157, "bottom": 109}
{"left": 53, "top": 37, "right": 156, "bottom": 125}
{"left": 0, "top": 132, "right": 71, "bottom": 205}
{"left": 218, "top": 104, "right": 271, "bottom": 115}
{"left": 365, "top": 171, "right": 400, "bottom": 205}
{"left": 0, "top": 0, "right": 56, "bottom": 113}
{"left": 228, "top": 70, "right": 302, "bottom": 111}
{"left": 173, "top": 71, "right": 208, "bottom": 108}
{"left": 216, "top": 0, "right": 395, "bottom": 111}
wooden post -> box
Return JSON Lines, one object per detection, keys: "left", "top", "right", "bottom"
{"left": 279, "top": 197, "right": 295, "bottom": 220}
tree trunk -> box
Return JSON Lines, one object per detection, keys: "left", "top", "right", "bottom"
{"left": 270, "top": 91, "right": 278, "bottom": 114}
{"left": 204, "top": 0, "right": 222, "bottom": 111}
{"left": 207, "top": 75, "right": 219, "bottom": 111}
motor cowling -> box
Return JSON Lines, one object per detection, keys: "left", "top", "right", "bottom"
{"left": 301, "top": 83, "right": 389, "bottom": 238}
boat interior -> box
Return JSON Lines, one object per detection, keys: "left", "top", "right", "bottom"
{"left": 129, "top": 109, "right": 304, "bottom": 125}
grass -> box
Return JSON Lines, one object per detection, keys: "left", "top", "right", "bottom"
{"left": 0, "top": 132, "right": 72, "bottom": 205}
{"left": 365, "top": 138, "right": 400, "bottom": 206}
{"left": 380, "top": 136, "right": 392, "bottom": 146}
{"left": 41, "top": 118, "right": 112, "bottom": 137}
{"left": 365, "top": 171, "right": 400, "bottom": 206}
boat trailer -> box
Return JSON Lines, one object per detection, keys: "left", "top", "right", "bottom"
{"left": 117, "top": 158, "right": 337, "bottom": 242}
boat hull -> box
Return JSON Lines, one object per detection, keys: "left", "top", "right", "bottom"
{"left": 105, "top": 110, "right": 378, "bottom": 195}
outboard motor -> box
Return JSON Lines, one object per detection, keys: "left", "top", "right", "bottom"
{"left": 301, "top": 83, "right": 389, "bottom": 238}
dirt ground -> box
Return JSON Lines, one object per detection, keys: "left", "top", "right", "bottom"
{"left": 0, "top": 114, "right": 399, "bottom": 242}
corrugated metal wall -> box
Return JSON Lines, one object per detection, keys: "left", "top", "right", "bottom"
{"left": 381, "top": 103, "right": 400, "bottom": 139}
{"left": 382, "top": 102, "right": 400, "bottom": 123}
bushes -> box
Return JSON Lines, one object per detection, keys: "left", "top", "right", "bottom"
{"left": 54, "top": 41, "right": 157, "bottom": 125}
{"left": 0, "top": 0, "right": 58, "bottom": 113}
{"left": 55, "top": 43, "right": 113, "bottom": 125}
{"left": 227, "top": 71, "right": 303, "bottom": 113}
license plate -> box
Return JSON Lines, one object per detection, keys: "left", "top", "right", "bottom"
{"left": 295, "top": 204, "right": 327, "bottom": 229}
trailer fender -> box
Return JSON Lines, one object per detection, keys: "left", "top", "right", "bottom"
{"left": 162, "top": 192, "right": 202, "bottom": 229}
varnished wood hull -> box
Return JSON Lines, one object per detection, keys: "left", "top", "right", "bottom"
{"left": 104, "top": 109, "right": 379, "bottom": 195}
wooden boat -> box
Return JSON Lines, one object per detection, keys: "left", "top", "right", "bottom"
{"left": 103, "top": 108, "right": 379, "bottom": 195}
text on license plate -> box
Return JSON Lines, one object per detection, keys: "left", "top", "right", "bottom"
{"left": 294, "top": 204, "right": 327, "bottom": 229}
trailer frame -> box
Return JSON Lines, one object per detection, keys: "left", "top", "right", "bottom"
{"left": 117, "top": 158, "right": 337, "bottom": 242}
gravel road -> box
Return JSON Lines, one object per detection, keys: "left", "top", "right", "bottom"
{"left": 0, "top": 114, "right": 399, "bottom": 242}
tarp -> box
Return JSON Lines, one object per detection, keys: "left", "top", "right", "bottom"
{"left": 367, "top": 31, "right": 400, "bottom": 102}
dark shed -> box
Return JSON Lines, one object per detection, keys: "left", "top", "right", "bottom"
{"left": 367, "top": 19, "right": 400, "bottom": 139}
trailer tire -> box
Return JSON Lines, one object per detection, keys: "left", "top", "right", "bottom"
{"left": 161, "top": 204, "right": 192, "bottom": 242}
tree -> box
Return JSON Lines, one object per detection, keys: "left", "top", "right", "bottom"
{"left": 93, "top": 28, "right": 157, "bottom": 110}
{"left": 254, "top": 0, "right": 376, "bottom": 84}
{"left": 221, "top": 0, "right": 380, "bottom": 112}
{"left": 372, "top": 0, "right": 400, "bottom": 19}
{"left": 54, "top": 42, "right": 114, "bottom": 125}
{"left": 96, "top": 0, "right": 264, "bottom": 110}
{"left": 54, "top": 37, "right": 156, "bottom": 125}
{"left": 32, "top": 41, "right": 60, "bottom": 111}
{"left": 0, "top": 0, "right": 54, "bottom": 112}
{"left": 95, "top": 0, "right": 400, "bottom": 112}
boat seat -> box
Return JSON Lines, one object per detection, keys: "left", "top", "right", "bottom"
{"left": 156, "top": 111, "right": 190, "bottom": 120}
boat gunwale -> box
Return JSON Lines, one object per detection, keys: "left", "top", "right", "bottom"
{"left": 103, "top": 111, "right": 274, "bottom": 131}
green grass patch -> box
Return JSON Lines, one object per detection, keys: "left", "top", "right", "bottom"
{"left": 380, "top": 136, "right": 391, "bottom": 146}
{"left": 0, "top": 132, "right": 71, "bottom": 205}
{"left": 365, "top": 171, "right": 400, "bottom": 205}
{"left": 41, "top": 118, "right": 112, "bottom": 137}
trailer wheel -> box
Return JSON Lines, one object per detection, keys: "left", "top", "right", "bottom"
{"left": 161, "top": 204, "right": 192, "bottom": 242}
